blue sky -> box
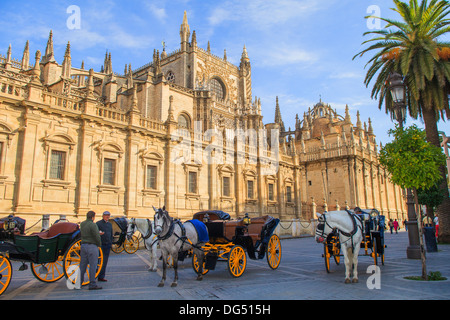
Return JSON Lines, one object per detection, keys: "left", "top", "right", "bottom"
{"left": 1, "top": 0, "right": 449, "bottom": 144}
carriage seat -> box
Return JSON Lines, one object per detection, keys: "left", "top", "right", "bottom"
{"left": 247, "top": 216, "right": 271, "bottom": 244}
{"left": 32, "top": 222, "right": 79, "bottom": 239}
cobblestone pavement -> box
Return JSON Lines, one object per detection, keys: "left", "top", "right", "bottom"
{"left": 1, "top": 231, "right": 449, "bottom": 300}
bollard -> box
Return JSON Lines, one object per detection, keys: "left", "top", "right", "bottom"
{"left": 42, "top": 214, "right": 50, "bottom": 231}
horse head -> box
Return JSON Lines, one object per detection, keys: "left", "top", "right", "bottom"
{"left": 127, "top": 218, "right": 136, "bottom": 238}
{"left": 153, "top": 206, "right": 171, "bottom": 236}
{"left": 315, "top": 212, "right": 334, "bottom": 243}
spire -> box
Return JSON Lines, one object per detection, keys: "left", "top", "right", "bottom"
{"left": 103, "top": 51, "right": 112, "bottom": 74}
{"left": 356, "top": 110, "right": 362, "bottom": 129}
{"left": 344, "top": 104, "right": 351, "bottom": 123}
{"left": 224, "top": 49, "right": 227, "bottom": 61}
{"left": 274, "top": 96, "right": 285, "bottom": 132}
{"left": 127, "top": 64, "right": 133, "bottom": 89}
{"left": 43, "top": 30, "right": 55, "bottom": 63}
{"left": 180, "top": 10, "right": 190, "bottom": 52}
{"left": 241, "top": 44, "right": 249, "bottom": 61}
{"left": 6, "top": 44, "right": 12, "bottom": 62}
{"left": 61, "top": 41, "right": 71, "bottom": 78}
{"left": 191, "top": 30, "right": 197, "bottom": 47}
{"left": 207, "top": 41, "right": 211, "bottom": 53}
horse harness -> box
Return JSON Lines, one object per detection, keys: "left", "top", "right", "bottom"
{"left": 156, "top": 214, "right": 202, "bottom": 251}
{"left": 317, "top": 210, "right": 363, "bottom": 252}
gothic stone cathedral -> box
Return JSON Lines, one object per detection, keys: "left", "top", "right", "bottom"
{"left": 0, "top": 13, "right": 406, "bottom": 225}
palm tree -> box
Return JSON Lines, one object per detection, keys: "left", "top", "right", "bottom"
{"left": 353, "top": 0, "right": 450, "bottom": 243}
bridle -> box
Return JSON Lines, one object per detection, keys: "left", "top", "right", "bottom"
{"left": 154, "top": 209, "right": 175, "bottom": 241}
{"left": 316, "top": 210, "right": 363, "bottom": 250}
{"left": 128, "top": 218, "right": 153, "bottom": 240}
{"left": 315, "top": 214, "right": 335, "bottom": 240}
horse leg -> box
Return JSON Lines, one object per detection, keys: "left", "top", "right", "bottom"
{"left": 171, "top": 255, "right": 178, "bottom": 287}
{"left": 352, "top": 244, "right": 361, "bottom": 283}
{"left": 344, "top": 247, "right": 352, "bottom": 284}
{"left": 150, "top": 241, "right": 158, "bottom": 272}
{"left": 158, "top": 250, "right": 166, "bottom": 287}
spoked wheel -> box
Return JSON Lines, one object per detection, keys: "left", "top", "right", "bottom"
{"left": 124, "top": 235, "right": 139, "bottom": 254}
{"left": 324, "top": 243, "right": 331, "bottom": 273}
{"left": 192, "top": 253, "right": 209, "bottom": 275}
{"left": 31, "top": 257, "right": 65, "bottom": 283}
{"left": 0, "top": 255, "right": 12, "bottom": 296}
{"left": 227, "top": 245, "right": 246, "bottom": 278}
{"left": 372, "top": 241, "right": 378, "bottom": 266}
{"left": 63, "top": 240, "right": 103, "bottom": 286}
{"left": 266, "top": 234, "right": 281, "bottom": 270}
{"left": 111, "top": 243, "right": 124, "bottom": 254}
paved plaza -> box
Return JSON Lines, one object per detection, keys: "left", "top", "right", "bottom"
{"left": 1, "top": 231, "right": 449, "bottom": 301}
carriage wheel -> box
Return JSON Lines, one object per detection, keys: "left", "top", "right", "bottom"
{"left": 63, "top": 240, "right": 103, "bottom": 286}
{"left": 324, "top": 244, "right": 331, "bottom": 273}
{"left": 192, "top": 253, "right": 209, "bottom": 275}
{"left": 227, "top": 245, "right": 246, "bottom": 278}
{"left": 0, "top": 255, "right": 12, "bottom": 296}
{"left": 124, "top": 235, "right": 139, "bottom": 254}
{"left": 266, "top": 234, "right": 281, "bottom": 270}
{"left": 333, "top": 241, "right": 340, "bottom": 265}
{"left": 31, "top": 257, "right": 65, "bottom": 283}
{"left": 372, "top": 241, "right": 378, "bottom": 266}
{"left": 111, "top": 243, "right": 124, "bottom": 254}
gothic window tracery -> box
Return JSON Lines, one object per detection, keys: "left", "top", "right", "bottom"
{"left": 210, "top": 77, "right": 225, "bottom": 100}
{"left": 166, "top": 71, "right": 175, "bottom": 83}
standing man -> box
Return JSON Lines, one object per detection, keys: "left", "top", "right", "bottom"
{"left": 79, "top": 210, "right": 102, "bottom": 290}
{"left": 97, "top": 211, "right": 113, "bottom": 282}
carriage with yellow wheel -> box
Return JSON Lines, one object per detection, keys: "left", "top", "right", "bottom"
{"left": 110, "top": 217, "right": 139, "bottom": 254}
{"left": 0, "top": 215, "right": 103, "bottom": 296}
{"left": 190, "top": 211, "right": 281, "bottom": 278}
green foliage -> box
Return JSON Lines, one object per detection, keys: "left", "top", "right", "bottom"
{"left": 417, "top": 179, "right": 446, "bottom": 209}
{"left": 353, "top": 0, "right": 450, "bottom": 121}
{"left": 379, "top": 125, "right": 446, "bottom": 190}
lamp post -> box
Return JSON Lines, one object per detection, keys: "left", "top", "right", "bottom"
{"left": 387, "top": 72, "right": 421, "bottom": 259}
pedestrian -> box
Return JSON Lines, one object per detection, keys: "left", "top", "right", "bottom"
{"left": 434, "top": 215, "right": 439, "bottom": 241}
{"left": 403, "top": 219, "right": 408, "bottom": 231}
{"left": 79, "top": 210, "right": 102, "bottom": 290}
{"left": 422, "top": 215, "right": 433, "bottom": 227}
{"left": 388, "top": 219, "right": 394, "bottom": 234}
{"left": 96, "top": 211, "right": 113, "bottom": 282}
{"left": 393, "top": 219, "right": 399, "bottom": 234}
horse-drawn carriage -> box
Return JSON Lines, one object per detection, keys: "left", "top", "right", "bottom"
{"left": 110, "top": 217, "right": 139, "bottom": 254}
{"left": 191, "top": 211, "right": 282, "bottom": 277}
{"left": 319, "top": 208, "right": 385, "bottom": 274}
{"left": 152, "top": 207, "right": 282, "bottom": 287}
{"left": 0, "top": 215, "right": 103, "bottom": 295}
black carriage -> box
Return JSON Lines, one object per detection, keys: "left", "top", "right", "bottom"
{"left": 110, "top": 217, "right": 139, "bottom": 254}
{"left": 322, "top": 209, "right": 386, "bottom": 273}
{"left": 0, "top": 215, "right": 103, "bottom": 296}
{"left": 190, "top": 211, "right": 281, "bottom": 277}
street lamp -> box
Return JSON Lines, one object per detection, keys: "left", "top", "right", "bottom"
{"left": 387, "top": 71, "right": 421, "bottom": 260}
{"left": 388, "top": 72, "right": 407, "bottom": 126}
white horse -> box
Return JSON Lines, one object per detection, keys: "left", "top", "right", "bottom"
{"left": 315, "top": 210, "right": 364, "bottom": 283}
{"left": 153, "top": 206, "right": 206, "bottom": 287}
{"left": 127, "top": 218, "right": 158, "bottom": 272}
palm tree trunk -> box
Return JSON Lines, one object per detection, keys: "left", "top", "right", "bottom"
{"left": 422, "top": 108, "right": 450, "bottom": 243}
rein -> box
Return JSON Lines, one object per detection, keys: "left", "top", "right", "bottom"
{"left": 317, "top": 210, "right": 363, "bottom": 252}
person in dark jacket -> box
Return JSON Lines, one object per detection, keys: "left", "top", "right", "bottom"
{"left": 96, "top": 211, "right": 113, "bottom": 282}
{"left": 79, "top": 210, "right": 102, "bottom": 290}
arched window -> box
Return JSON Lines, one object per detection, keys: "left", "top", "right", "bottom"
{"left": 178, "top": 113, "right": 190, "bottom": 129}
{"left": 210, "top": 78, "right": 225, "bottom": 100}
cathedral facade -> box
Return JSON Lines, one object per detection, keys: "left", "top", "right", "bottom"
{"left": 0, "top": 13, "right": 406, "bottom": 224}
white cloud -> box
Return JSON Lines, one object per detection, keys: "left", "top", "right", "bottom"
{"left": 208, "top": 0, "right": 321, "bottom": 28}
{"left": 145, "top": 4, "right": 168, "bottom": 22}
